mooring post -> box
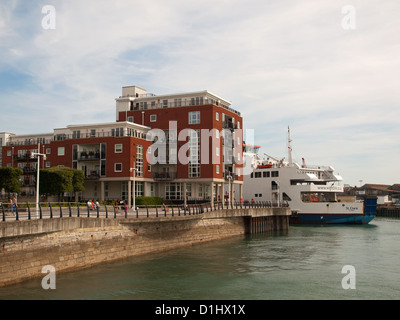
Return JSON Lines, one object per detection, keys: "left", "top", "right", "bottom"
{"left": 27, "top": 202, "right": 31, "bottom": 220}
{"left": 1, "top": 203, "right": 5, "bottom": 222}
{"left": 68, "top": 202, "right": 72, "bottom": 217}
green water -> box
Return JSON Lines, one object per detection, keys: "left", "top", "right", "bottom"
{"left": 1, "top": 217, "right": 399, "bottom": 300}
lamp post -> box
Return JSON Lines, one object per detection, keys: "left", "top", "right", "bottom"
{"left": 31, "top": 143, "right": 46, "bottom": 216}
{"left": 227, "top": 174, "right": 232, "bottom": 206}
{"left": 129, "top": 166, "right": 137, "bottom": 211}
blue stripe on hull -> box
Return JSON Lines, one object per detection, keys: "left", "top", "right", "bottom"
{"left": 290, "top": 214, "right": 375, "bottom": 225}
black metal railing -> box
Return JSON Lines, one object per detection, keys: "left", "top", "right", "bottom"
{"left": 0, "top": 200, "right": 289, "bottom": 222}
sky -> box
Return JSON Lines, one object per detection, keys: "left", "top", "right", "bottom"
{"left": 0, "top": 0, "right": 399, "bottom": 186}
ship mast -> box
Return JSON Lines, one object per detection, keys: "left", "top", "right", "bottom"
{"left": 287, "top": 126, "right": 293, "bottom": 166}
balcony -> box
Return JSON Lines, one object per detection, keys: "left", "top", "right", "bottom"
{"left": 22, "top": 167, "right": 36, "bottom": 174}
{"left": 14, "top": 154, "right": 37, "bottom": 161}
{"left": 152, "top": 172, "right": 177, "bottom": 181}
{"left": 78, "top": 151, "right": 101, "bottom": 161}
{"left": 86, "top": 170, "right": 100, "bottom": 180}
{"left": 223, "top": 171, "right": 239, "bottom": 181}
{"left": 222, "top": 121, "right": 237, "bottom": 130}
{"left": 123, "top": 97, "right": 241, "bottom": 116}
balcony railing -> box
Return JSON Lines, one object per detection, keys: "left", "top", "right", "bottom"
{"left": 152, "top": 172, "right": 177, "bottom": 181}
{"left": 222, "top": 121, "right": 237, "bottom": 130}
{"left": 14, "top": 154, "right": 37, "bottom": 161}
{"left": 223, "top": 171, "right": 239, "bottom": 181}
{"left": 123, "top": 98, "right": 241, "bottom": 116}
{"left": 7, "top": 131, "right": 148, "bottom": 146}
{"left": 86, "top": 171, "right": 100, "bottom": 180}
{"left": 78, "top": 152, "right": 101, "bottom": 161}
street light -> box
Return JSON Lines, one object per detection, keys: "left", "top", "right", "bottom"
{"left": 227, "top": 174, "right": 232, "bottom": 206}
{"left": 31, "top": 143, "right": 46, "bottom": 216}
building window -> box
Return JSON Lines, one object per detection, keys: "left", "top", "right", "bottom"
{"left": 115, "top": 163, "right": 122, "bottom": 172}
{"left": 46, "top": 148, "right": 51, "bottom": 154}
{"left": 128, "top": 116, "right": 134, "bottom": 123}
{"left": 115, "top": 144, "right": 123, "bottom": 153}
{"left": 188, "top": 129, "right": 200, "bottom": 178}
{"left": 190, "top": 97, "right": 204, "bottom": 106}
{"left": 58, "top": 147, "right": 65, "bottom": 156}
{"left": 136, "top": 145, "right": 143, "bottom": 177}
{"left": 7, "top": 150, "right": 11, "bottom": 156}
{"left": 90, "top": 129, "right": 96, "bottom": 137}
{"left": 150, "top": 114, "right": 157, "bottom": 122}
{"left": 189, "top": 111, "right": 200, "bottom": 125}
{"left": 198, "top": 184, "right": 203, "bottom": 198}
{"left": 135, "top": 182, "right": 144, "bottom": 197}
{"left": 174, "top": 98, "right": 182, "bottom": 107}
{"left": 105, "top": 182, "right": 109, "bottom": 198}
{"left": 150, "top": 182, "right": 155, "bottom": 197}
{"left": 216, "top": 112, "right": 219, "bottom": 121}
{"left": 216, "top": 165, "right": 220, "bottom": 174}
{"left": 112, "top": 128, "right": 124, "bottom": 137}
{"left": 165, "top": 182, "right": 182, "bottom": 200}
{"left": 72, "top": 130, "right": 81, "bottom": 139}
{"left": 121, "top": 181, "right": 128, "bottom": 200}
{"left": 46, "top": 161, "right": 51, "bottom": 168}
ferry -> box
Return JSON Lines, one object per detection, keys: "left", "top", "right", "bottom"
{"left": 242, "top": 128, "right": 376, "bottom": 224}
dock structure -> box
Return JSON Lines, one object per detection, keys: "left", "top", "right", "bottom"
{"left": 377, "top": 207, "right": 400, "bottom": 218}
{"left": 0, "top": 204, "right": 290, "bottom": 287}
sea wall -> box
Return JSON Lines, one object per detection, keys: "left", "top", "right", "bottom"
{"left": 0, "top": 207, "right": 290, "bottom": 287}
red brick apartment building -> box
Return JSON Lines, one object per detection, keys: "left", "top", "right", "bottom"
{"left": 0, "top": 86, "right": 243, "bottom": 205}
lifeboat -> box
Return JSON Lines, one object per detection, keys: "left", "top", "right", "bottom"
{"left": 257, "top": 163, "right": 273, "bottom": 169}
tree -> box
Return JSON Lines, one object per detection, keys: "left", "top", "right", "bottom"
{"left": 39, "top": 167, "right": 85, "bottom": 201}
{"left": 0, "top": 167, "right": 23, "bottom": 195}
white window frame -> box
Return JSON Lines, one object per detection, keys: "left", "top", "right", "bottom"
{"left": 189, "top": 111, "right": 200, "bottom": 125}
{"left": 58, "top": 147, "right": 65, "bottom": 156}
{"left": 150, "top": 114, "right": 157, "bottom": 122}
{"left": 114, "top": 163, "right": 123, "bottom": 172}
{"left": 115, "top": 144, "right": 123, "bottom": 153}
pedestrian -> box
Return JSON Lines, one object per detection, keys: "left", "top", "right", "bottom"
{"left": 115, "top": 201, "right": 119, "bottom": 213}
{"left": 7, "top": 199, "right": 13, "bottom": 214}
{"left": 12, "top": 197, "right": 17, "bottom": 214}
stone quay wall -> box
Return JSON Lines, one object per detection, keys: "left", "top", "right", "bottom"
{"left": 0, "top": 207, "right": 290, "bottom": 287}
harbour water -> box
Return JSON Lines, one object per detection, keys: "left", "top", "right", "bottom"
{"left": 1, "top": 217, "right": 399, "bottom": 300}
